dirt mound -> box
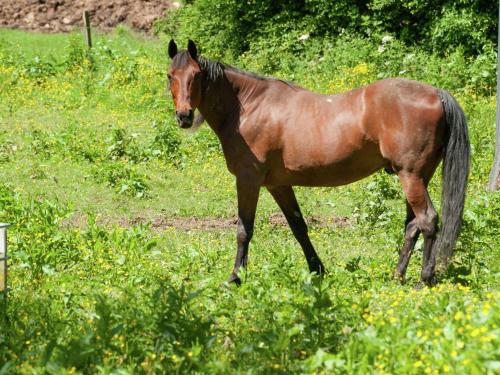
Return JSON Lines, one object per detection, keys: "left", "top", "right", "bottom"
{"left": 0, "top": 0, "right": 177, "bottom": 33}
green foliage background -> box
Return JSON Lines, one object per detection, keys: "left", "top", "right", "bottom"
{"left": 0, "top": 1, "right": 498, "bottom": 373}
{"left": 159, "top": 0, "right": 497, "bottom": 56}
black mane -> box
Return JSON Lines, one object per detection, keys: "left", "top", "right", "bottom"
{"left": 172, "top": 50, "right": 296, "bottom": 88}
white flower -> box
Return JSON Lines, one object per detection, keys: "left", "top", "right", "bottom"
{"left": 381, "top": 35, "right": 393, "bottom": 44}
{"left": 299, "top": 34, "right": 310, "bottom": 42}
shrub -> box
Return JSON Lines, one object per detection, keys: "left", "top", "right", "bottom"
{"left": 157, "top": 0, "right": 497, "bottom": 59}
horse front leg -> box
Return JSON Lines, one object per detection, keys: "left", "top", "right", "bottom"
{"left": 227, "top": 176, "right": 261, "bottom": 285}
{"left": 267, "top": 185, "right": 325, "bottom": 275}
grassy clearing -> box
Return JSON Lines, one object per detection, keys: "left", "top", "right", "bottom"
{"left": 0, "top": 29, "right": 499, "bottom": 374}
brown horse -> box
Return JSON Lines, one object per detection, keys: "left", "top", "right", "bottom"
{"left": 167, "top": 40, "right": 470, "bottom": 286}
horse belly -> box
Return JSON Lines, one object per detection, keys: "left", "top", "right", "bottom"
{"left": 264, "top": 142, "right": 385, "bottom": 187}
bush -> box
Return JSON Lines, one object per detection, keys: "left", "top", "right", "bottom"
{"left": 157, "top": 0, "right": 497, "bottom": 59}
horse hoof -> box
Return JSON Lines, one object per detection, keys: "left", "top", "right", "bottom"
{"left": 414, "top": 281, "right": 425, "bottom": 290}
{"left": 421, "top": 271, "right": 437, "bottom": 287}
{"left": 422, "top": 277, "right": 437, "bottom": 288}
{"left": 309, "top": 262, "right": 326, "bottom": 276}
{"left": 414, "top": 279, "right": 436, "bottom": 290}
{"left": 227, "top": 273, "right": 241, "bottom": 286}
{"left": 393, "top": 270, "right": 405, "bottom": 285}
{"left": 313, "top": 269, "right": 326, "bottom": 277}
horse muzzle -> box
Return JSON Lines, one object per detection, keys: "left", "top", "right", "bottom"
{"left": 175, "top": 109, "right": 194, "bottom": 128}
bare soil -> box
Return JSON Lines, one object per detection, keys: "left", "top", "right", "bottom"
{"left": 0, "top": 0, "right": 175, "bottom": 33}
{"left": 63, "top": 212, "right": 351, "bottom": 231}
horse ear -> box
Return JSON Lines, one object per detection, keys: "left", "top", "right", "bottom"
{"left": 168, "top": 39, "right": 178, "bottom": 59}
{"left": 187, "top": 39, "right": 198, "bottom": 60}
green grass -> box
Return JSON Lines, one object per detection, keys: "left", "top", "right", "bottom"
{"left": 0, "top": 29, "right": 499, "bottom": 374}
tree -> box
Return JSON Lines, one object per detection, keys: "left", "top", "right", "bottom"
{"left": 488, "top": 2, "right": 500, "bottom": 192}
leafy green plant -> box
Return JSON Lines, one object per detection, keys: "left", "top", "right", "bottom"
{"left": 0, "top": 184, "right": 80, "bottom": 281}
{"left": 106, "top": 127, "right": 148, "bottom": 164}
{"left": 150, "top": 119, "right": 183, "bottom": 166}
{"left": 92, "top": 162, "right": 150, "bottom": 198}
{"left": 63, "top": 33, "right": 89, "bottom": 69}
{"left": 28, "top": 130, "right": 57, "bottom": 159}
{"left": 110, "top": 55, "right": 139, "bottom": 86}
{"left": 58, "top": 123, "right": 104, "bottom": 163}
{"left": 0, "top": 131, "right": 17, "bottom": 163}
{"left": 21, "top": 56, "right": 57, "bottom": 83}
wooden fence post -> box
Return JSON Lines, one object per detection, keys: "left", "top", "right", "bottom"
{"left": 0, "top": 223, "right": 10, "bottom": 330}
{"left": 0, "top": 224, "right": 10, "bottom": 297}
{"left": 0, "top": 224, "right": 8, "bottom": 331}
{"left": 83, "top": 10, "right": 92, "bottom": 48}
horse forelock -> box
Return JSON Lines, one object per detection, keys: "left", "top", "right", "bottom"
{"left": 170, "top": 51, "right": 193, "bottom": 69}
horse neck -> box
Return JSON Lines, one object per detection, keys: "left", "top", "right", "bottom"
{"left": 198, "top": 68, "right": 264, "bottom": 134}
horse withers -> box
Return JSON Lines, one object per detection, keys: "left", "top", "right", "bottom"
{"left": 166, "top": 39, "right": 470, "bottom": 286}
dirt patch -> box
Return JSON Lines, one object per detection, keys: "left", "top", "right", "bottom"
{"left": 123, "top": 213, "right": 350, "bottom": 231}
{"left": 63, "top": 212, "right": 350, "bottom": 231}
{"left": 267, "top": 213, "right": 350, "bottom": 229}
{"left": 0, "top": 0, "right": 177, "bottom": 33}
{"left": 150, "top": 216, "right": 239, "bottom": 231}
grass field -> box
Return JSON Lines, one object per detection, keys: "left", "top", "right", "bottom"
{"left": 0, "top": 28, "right": 499, "bottom": 374}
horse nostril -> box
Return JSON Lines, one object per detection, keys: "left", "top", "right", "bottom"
{"left": 175, "top": 110, "right": 194, "bottom": 127}
{"left": 176, "top": 110, "right": 193, "bottom": 121}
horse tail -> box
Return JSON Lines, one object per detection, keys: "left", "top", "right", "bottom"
{"left": 434, "top": 89, "right": 470, "bottom": 266}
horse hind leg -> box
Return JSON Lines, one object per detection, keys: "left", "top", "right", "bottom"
{"left": 394, "top": 202, "right": 420, "bottom": 284}
{"left": 398, "top": 172, "right": 438, "bottom": 286}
